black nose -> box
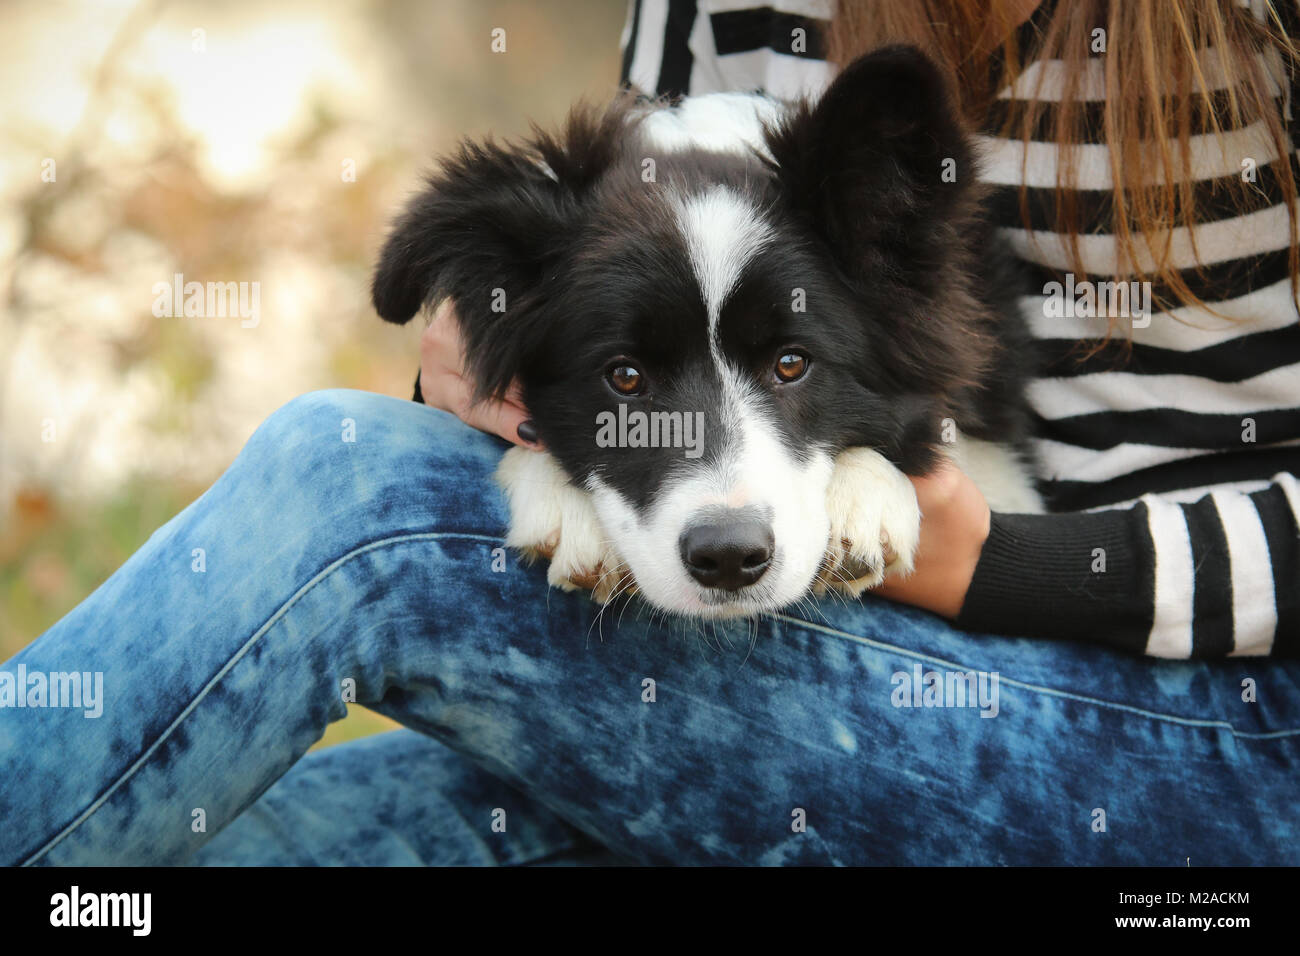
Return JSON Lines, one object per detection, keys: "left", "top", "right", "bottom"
{"left": 679, "top": 516, "right": 775, "bottom": 590}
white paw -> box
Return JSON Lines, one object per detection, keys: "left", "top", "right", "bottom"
{"left": 814, "top": 447, "right": 920, "bottom": 597}
{"left": 494, "top": 448, "right": 625, "bottom": 601}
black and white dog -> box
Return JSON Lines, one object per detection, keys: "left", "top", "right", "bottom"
{"left": 372, "top": 46, "right": 1042, "bottom": 618}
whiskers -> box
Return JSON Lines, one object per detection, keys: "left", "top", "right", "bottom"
{"left": 586, "top": 555, "right": 636, "bottom": 646}
{"left": 568, "top": 542, "right": 862, "bottom": 659}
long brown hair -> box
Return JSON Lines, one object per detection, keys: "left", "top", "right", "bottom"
{"left": 827, "top": 0, "right": 1300, "bottom": 323}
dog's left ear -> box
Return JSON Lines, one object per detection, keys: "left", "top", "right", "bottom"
{"left": 372, "top": 101, "right": 626, "bottom": 400}
{"left": 764, "top": 44, "right": 973, "bottom": 286}
{"left": 767, "top": 44, "right": 996, "bottom": 428}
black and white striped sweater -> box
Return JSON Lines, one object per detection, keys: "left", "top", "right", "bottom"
{"left": 621, "top": 0, "right": 1300, "bottom": 657}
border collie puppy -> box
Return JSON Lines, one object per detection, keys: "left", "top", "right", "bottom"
{"left": 372, "top": 46, "right": 1042, "bottom": 619}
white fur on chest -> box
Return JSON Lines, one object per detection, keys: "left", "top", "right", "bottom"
{"left": 946, "top": 432, "right": 1043, "bottom": 514}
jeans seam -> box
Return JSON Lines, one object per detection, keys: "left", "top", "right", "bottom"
{"left": 774, "top": 611, "right": 1300, "bottom": 740}
{"left": 22, "top": 530, "right": 503, "bottom": 866}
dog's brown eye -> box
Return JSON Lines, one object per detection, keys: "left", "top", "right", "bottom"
{"left": 774, "top": 351, "right": 808, "bottom": 383}
{"left": 608, "top": 364, "right": 644, "bottom": 395}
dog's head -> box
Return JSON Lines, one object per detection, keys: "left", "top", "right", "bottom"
{"left": 373, "top": 46, "right": 995, "bottom": 617}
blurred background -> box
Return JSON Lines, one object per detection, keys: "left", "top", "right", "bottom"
{"left": 0, "top": 0, "right": 628, "bottom": 746}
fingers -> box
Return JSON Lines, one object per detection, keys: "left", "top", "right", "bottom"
{"left": 464, "top": 393, "right": 539, "bottom": 448}
{"left": 418, "top": 300, "right": 540, "bottom": 448}
{"left": 426, "top": 367, "right": 540, "bottom": 448}
{"left": 418, "top": 300, "right": 460, "bottom": 387}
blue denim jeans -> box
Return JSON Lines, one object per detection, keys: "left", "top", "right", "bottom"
{"left": 3, "top": 390, "right": 1297, "bottom": 866}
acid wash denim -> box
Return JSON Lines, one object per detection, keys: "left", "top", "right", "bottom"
{"left": 2, "top": 389, "right": 1297, "bottom": 866}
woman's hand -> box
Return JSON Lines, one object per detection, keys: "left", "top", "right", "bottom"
{"left": 418, "top": 300, "right": 540, "bottom": 447}
{"left": 872, "top": 459, "right": 990, "bottom": 619}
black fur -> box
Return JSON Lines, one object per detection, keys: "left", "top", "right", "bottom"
{"left": 373, "top": 46, "right": 1035, "bottom": 508}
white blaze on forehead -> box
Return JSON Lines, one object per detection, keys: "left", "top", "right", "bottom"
{"left": 673, "top": 186, "right": 774, "bottom": 348}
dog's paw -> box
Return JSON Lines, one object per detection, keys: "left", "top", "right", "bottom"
{"left": 814, "top": 447, "right": 920, "bottom": 597}
{"left": 494, "top": 448, "right": 626, "bottom": 601}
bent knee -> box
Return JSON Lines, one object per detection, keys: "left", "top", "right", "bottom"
{"left": 257, "top": 389, "right": 502, "bottom": 466}
{"left": 237, "top": 389, "right": 509, "bottom": 535}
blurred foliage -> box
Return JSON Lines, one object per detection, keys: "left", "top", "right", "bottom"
{"left": 0, "top": 0, "right": 626, "bottom": 746}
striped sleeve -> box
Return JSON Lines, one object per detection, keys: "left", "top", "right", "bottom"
{"left": 620, "top": 0, "right": 835, "bottom": 99}
{"left": 956, "top": 474, "right": 1300, "bottom": 658}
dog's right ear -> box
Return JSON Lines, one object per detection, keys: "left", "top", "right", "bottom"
{"left": 372, "top": 100, "right": 627, "bottom": 399}
{"left": 764, "top": 45, "right": 973, "bottom": 285}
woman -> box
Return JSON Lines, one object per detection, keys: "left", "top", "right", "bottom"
{"left": 3, "top": 0, "right": 1297, "bottom": 866}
